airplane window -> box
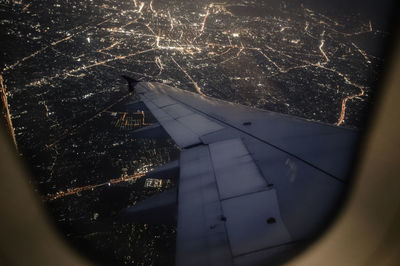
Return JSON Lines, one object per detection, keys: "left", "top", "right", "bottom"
{"left": 0, "top": 0, "right": 397, "bottom": 265}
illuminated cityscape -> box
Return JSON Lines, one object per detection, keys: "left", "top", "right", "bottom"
{"left": 0, "top": 0, "right": 392, "bottom": 265}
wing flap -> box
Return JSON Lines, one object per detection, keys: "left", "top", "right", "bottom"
{"left": 209, "top": 138, "right": 268, "bottom": 200}
{"left": 177, "top": 113, "right": 223, "bottom": 136}
{"left": 221, "top": 189, "right": 292, "bottom": 256}
{"left": 138, "top": 84, "right": 223, "bottom": 148}
{"left": 177, "top": 140, "right": 294, "bottom": 265}
{"left": 177, "top": 145, "right": 233, "bottom": 266}
{"left": 162, "top": 103, "right": 194, "bottom": 119}
{"left": 161, "top": 118, "right": 201, "bottom": 148}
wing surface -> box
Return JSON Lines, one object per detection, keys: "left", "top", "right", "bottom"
{"left": 132, "top": 82, "right": 357, "bottom": 265}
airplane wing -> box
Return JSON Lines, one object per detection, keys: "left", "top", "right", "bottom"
{"left": 122, "top": 82, "right": 358, "bottom": 266}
